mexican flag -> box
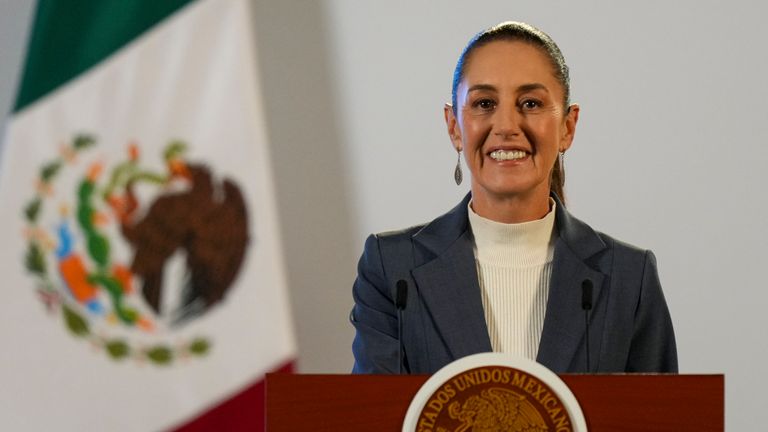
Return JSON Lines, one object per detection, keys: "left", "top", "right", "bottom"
{"left": 0, "top": 0, "right": 296, "bottom": 430}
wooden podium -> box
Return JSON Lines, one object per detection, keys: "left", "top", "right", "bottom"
{"left": 266, "top": 374, "right": 723, "bottom": 431}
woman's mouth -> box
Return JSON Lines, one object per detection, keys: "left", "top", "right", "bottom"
{"left": 489, "top": 149, "right": 529, "bottom": 161}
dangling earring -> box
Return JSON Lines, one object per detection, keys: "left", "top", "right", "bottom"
{"left": 559, "top": 151, "right": 566, "bottom": 187}
{"left": 454, "top": 150, "right": 463, "bottom": 185}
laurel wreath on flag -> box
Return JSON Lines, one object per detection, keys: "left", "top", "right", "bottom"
{"left": 23, "top": 134, "right": 211, "bottom": 366}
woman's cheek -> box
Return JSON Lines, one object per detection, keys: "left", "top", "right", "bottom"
{"left": 466, "top": 121, "right": 492, "bottom": 151}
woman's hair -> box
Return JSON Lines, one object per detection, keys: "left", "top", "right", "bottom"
{"left": 451, "top": 21, "right": 571, "bottom": 202}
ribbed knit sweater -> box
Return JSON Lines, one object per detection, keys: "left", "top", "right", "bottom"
{"left": 467, "top": 200, "right": 556, "bottom": 360}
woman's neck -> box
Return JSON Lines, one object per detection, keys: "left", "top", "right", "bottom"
{"left": 470, "top": 186, "right": 552, "bottom": 224}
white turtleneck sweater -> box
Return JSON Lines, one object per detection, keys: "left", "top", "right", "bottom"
{"left": 467, "top": 199, "right": 556, "bottom": 360}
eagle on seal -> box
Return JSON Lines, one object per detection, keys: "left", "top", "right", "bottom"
{"left": 446, "top": 387, "right": 548, "bottom": 432}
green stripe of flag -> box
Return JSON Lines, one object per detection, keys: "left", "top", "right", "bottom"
{"left": 14, "top": 0, "right": 195, "bottom": 113}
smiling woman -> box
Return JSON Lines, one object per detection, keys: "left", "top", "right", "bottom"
{"left": 350, "top": 21, "right": 677, "bottom": 375}
{"left": 446, "top": 40, "right": 578, "bottom": 223}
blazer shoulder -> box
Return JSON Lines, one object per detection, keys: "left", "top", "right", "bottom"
{"left": 375, "top": 224, "right": 425, "bottom": 242}
{"left": 590, "top": 231, "right": 660, "bottom": 285}
{"left": 368, "top": 224, "right": 425, "bottom": 270}
{"left": 595, "top": 231, "right": 653, "bottom": 261}
{"left": 371, "top": 225, "right": 423, "bottom": 252}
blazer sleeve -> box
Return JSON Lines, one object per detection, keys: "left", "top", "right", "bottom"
{"left": 350, "top": 234, "right": 400, "bottom": 374}
{"left": 626, "top": 250, "right": 679, "bottom": 372}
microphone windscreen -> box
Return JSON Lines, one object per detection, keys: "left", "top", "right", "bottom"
{"left": 581, "top": 279, "right": 593, "bottom": 310}
{"left": 395, "top": 280, "right": 408, "bottom": 310}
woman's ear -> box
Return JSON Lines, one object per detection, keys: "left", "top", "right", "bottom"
{"left": 444, "top": 103, "right": 463, "bottom": 151}
{"left": 560, "top": 103, "right": 580, "bottom": 152}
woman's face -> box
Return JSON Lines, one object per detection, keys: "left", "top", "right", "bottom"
{"left": 445, "top": 40, "right": 579, "bottom": 214}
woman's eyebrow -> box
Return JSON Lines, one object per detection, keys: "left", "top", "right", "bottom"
{"left": 467, "top": 83, "right": 550, "bottom": 94}
{"left": 467, "top": 83, "right": 497, "bottom": 93}
{"left": 517, "top": 83, "right": 549, "bottom": 93}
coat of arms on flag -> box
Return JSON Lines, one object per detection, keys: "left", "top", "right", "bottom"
{"left": 23, "top": 134, "right": 251, "bottom": 365}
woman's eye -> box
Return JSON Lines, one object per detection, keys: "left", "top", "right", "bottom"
{"left": 521, "top": 99, "right": 541, "bottom": 110}
{"left": 474, "top": 99, "right": 496, "bottom": 110}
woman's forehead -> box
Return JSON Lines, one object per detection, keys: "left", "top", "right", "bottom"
{"left": 460, "top": 41, "right": 563, "bottom": 93}
{"left": 465, "top": 41, "right": 554, "bottom": 78}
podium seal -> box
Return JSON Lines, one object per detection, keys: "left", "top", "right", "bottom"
{"left": 402, "top": 353, "right": 587, "bottom": 432}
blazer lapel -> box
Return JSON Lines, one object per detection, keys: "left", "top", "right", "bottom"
{"left": 536, "top": 236, "right": 605, "bottom": 371}
{"left": 412, "top": 230, "right": 493, "bottom": 360}
{"left": 410, "top": 194, "right": 492, "bottom": 361}
{"left": 537, "top": 194, "right": 607, "bottom": 372}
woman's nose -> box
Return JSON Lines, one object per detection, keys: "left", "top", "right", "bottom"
{"left": 493, "top": 103, "right": 522, "bottom": 139}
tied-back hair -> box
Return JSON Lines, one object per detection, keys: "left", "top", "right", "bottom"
{"left": 451, "top": 21, "right": 571, "bottom": 204}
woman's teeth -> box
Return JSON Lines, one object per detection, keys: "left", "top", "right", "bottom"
{"left": 490, "top": 149, "right": 527, "bottom": 161}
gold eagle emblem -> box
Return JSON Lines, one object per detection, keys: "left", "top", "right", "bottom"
{"left": 442, "top": 387, "right": 548, "bottom": 432}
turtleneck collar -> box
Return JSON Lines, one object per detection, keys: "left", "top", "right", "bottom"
{"left": 467, "top": 198, "right": 557, "bottom": 267}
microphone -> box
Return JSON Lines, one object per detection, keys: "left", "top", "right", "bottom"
{"left": 395, "top": 280, "right": 408, "bottom": 310}
{"left": 395, "top": 280, "right": 408, "bottom": 374}
{"left": 581, "top": 279, "right": 593, "bottom": 372}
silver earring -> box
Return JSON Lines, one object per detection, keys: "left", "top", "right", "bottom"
{"left": 454, "top": 150, "right": 463, "bottom": 185}
{"left": 559, "top": 151, "right": 565, "bottom": 186}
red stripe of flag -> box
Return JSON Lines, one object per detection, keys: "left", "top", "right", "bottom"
{"left": 171, "top": 360, "right": 295, "bottom": 432}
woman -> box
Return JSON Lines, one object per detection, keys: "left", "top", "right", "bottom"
{"left": 350, "top": 21, "right": 677, "bottom": 374}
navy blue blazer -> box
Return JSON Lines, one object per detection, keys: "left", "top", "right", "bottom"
{"left": 351, "top": 193, "right": 677, "bottom": 374}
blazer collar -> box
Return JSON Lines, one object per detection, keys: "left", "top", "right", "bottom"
{"left": 551, "top": 193, "right": 606, "bottom": 260}
{"left": 411, "top": 192, "right": 609, "bottom": 372}
{"left": 411, "top": 193, "right": 472, "bottom": 257}
{"left": 412, "top": 192, "right": 606, "bottom": 257}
